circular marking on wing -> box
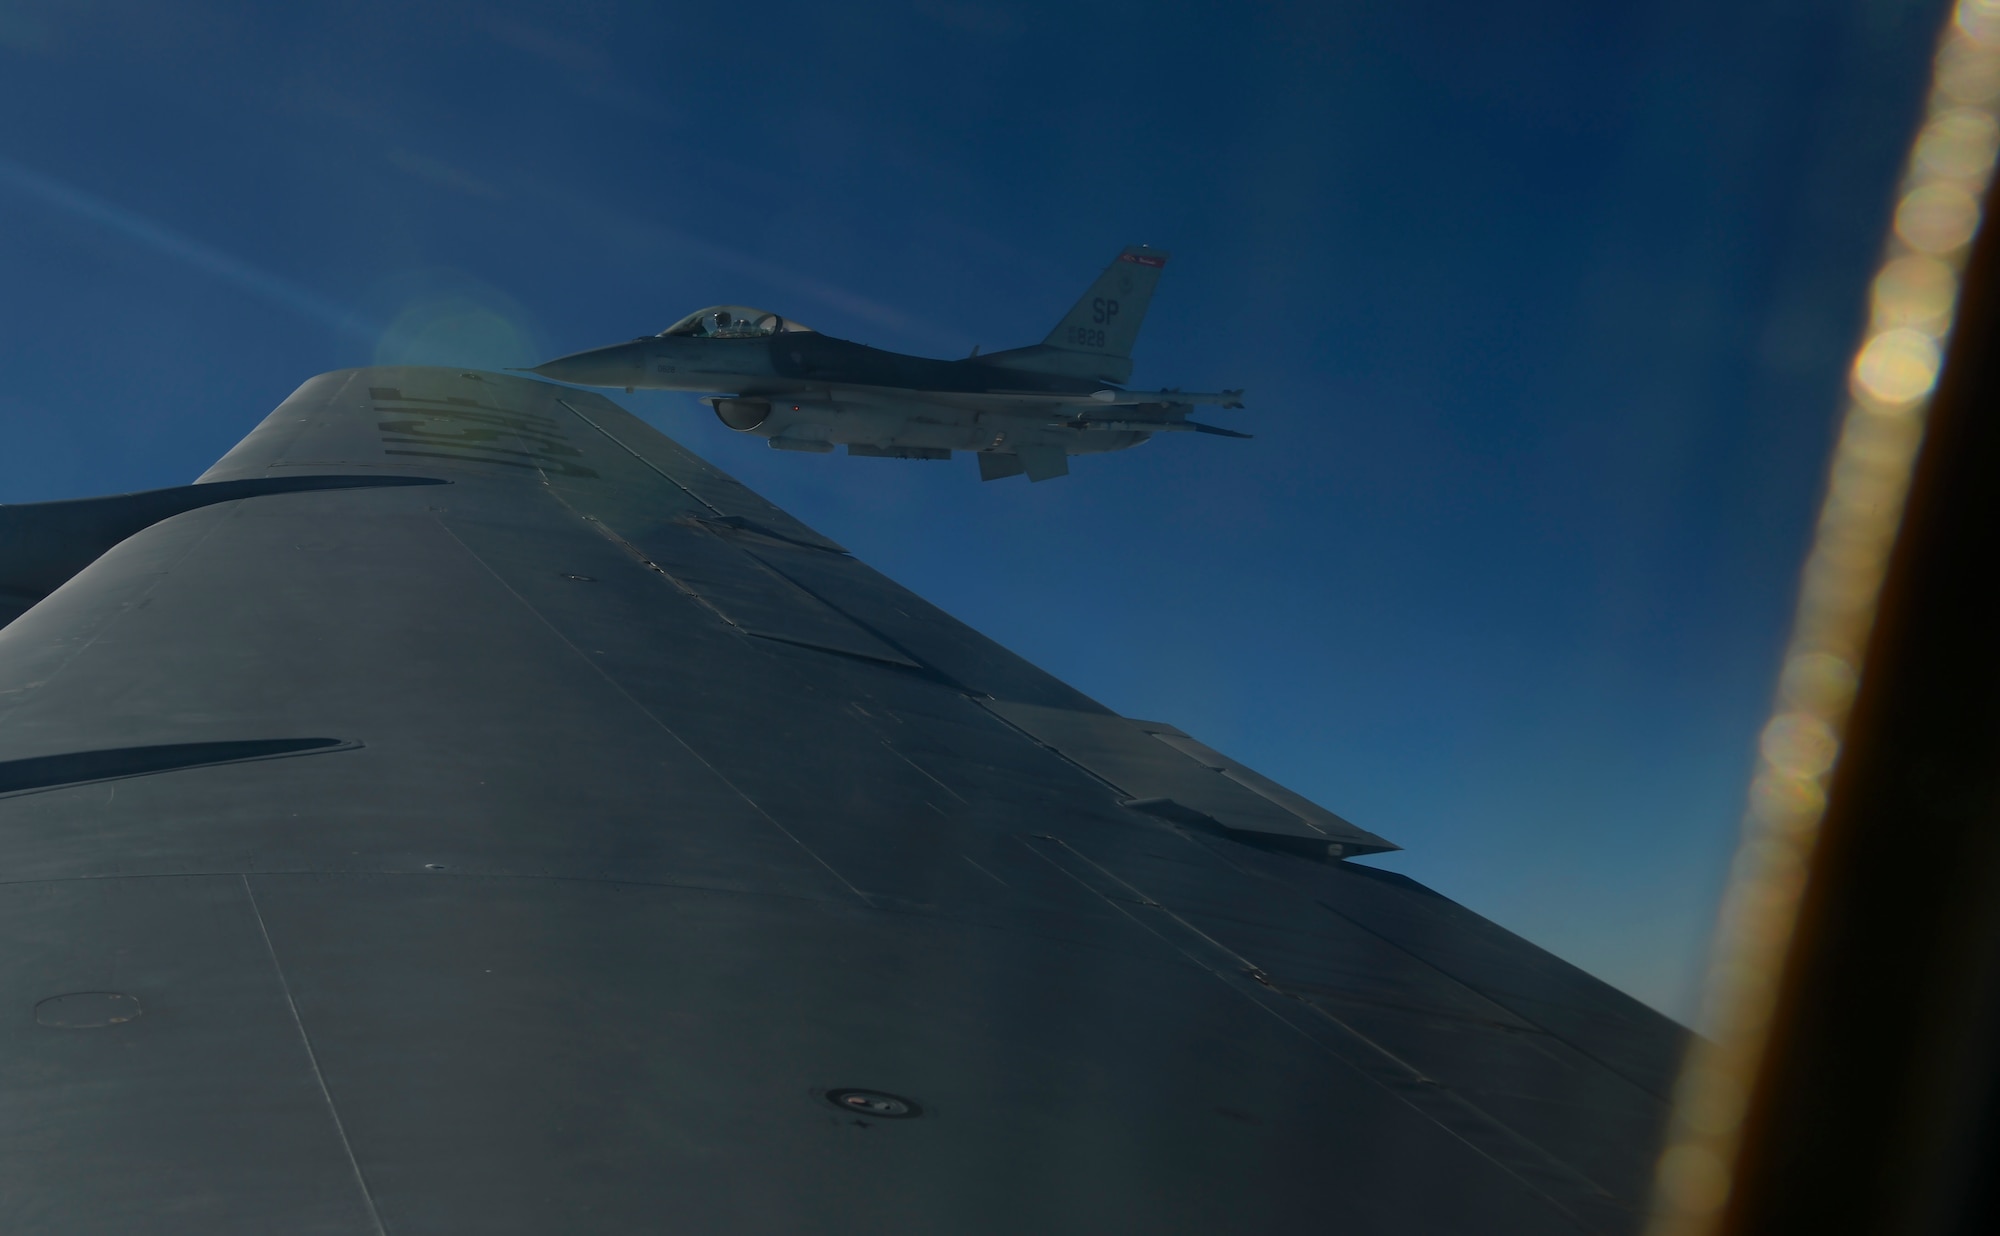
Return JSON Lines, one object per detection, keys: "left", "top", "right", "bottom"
{"left": 825, "top": 1088, "right": 922, "bottom": 1119}
{"left": 36, "top": 992, "right": 143, "bottom": 1028}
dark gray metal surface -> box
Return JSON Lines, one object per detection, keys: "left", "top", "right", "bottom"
{"left": 0, "top": 367, "right": 1686, "bottom": 1234}
{"left": 0, "top": 474, "right": 441, "bottom": 627}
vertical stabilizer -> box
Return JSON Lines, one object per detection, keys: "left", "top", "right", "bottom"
{"left": 1044, "top": 245, "right": 1169, "bottom": 362}
{"left": 977, "top": 245, "right": 1170, "bottom": 384}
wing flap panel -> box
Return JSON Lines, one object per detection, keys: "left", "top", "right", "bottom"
{"left": 553, "top": 396, "right": 848, "bottom": 553}
{"left": 1144, "top": 725, "right": 1375, "bottom": 845}
{"left": 585, "top": 516, "right": 918, "bottom": 667}
{"left": 980, "top": 699, "right": 1396, "bottom": 856}
{"left": 711, "top": 537, "right": 1109, "bottom": 711}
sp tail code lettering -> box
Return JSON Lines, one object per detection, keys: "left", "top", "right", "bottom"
{"left": 1063, "top": 296, "right": 1121, "bottom": 348}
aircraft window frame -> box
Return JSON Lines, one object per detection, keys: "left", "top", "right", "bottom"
{"left": 658, "top": 305, "right": 814, "bottom": 339}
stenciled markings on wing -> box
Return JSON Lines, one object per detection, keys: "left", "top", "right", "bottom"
{"left": 375, "top": 396, "right": 600, "bottom": 478}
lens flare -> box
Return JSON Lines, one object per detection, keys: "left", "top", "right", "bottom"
{"left": 1648, "top": 4, "right": 2000, "bottom": 1233}
{"left": 372, "top": 281, "right": 543, "bottom": 372}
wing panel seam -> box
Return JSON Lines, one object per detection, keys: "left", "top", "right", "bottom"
{"left": 430, "top": 515, "right": 875, "bottom": 908}
{"left": 240, "top": 874, "right": 389, "bottom": 1236}
{"left": 1017, "top": 834, "right": 1627, "bottom": 1232}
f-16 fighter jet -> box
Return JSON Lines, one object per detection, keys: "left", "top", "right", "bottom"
{"left": 530, "top": 245, "right": 1247, "bottom": 481}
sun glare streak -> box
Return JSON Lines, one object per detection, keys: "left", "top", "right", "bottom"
{"left": 0, "top": 153, "right": 379, "bottom": 342}
{"left": 1647, "top": 4, "right": 2000, "bottom": 1232}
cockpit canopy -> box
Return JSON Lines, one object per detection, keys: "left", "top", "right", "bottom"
{"left": 658, "top": 305, "right": 815, "bottom": 339}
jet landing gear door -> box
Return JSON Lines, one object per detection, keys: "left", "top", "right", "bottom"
{"left": 978, "top": 453, "right": 1025, "bottom": 482}
{"left": 978, "top": 449, "right": 1066, "bottom": 482}
{"left": 1017, "top": 447, "right": 1067, "bottom": 482}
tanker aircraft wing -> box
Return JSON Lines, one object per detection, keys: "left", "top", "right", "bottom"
{"left": 0, "top": 366, "right": 1685, "bottom": 1235}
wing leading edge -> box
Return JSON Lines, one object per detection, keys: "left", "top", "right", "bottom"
{"left": 0, "top": 367, "right": 1685, "bottom": 1235}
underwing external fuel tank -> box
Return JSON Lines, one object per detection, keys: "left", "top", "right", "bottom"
{"left": 531, "top": 246, "right": 1249, "bottom": 481}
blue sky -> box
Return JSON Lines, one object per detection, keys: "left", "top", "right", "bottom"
{"left": 0, "top": 0, "right": 1948, "bottom": 1020}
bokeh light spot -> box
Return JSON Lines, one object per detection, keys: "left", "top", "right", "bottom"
{"left": 1894, "top": 183, "right": 1981, "bottom": 253}
{"left": 1871, "top": 254, "right": 1957, "bottom": 329}
{"left": 1851, "top": 327, "right": 1941, "bottom": 404}
{"left": 1916, "top": 107, "right": 2000, "bottom": 178}
{"left": 1959, "top": 0, "right": 2000, "bottom": 49}
{"left": 1759, "top": 713, "right": 1840, "bottom": 780}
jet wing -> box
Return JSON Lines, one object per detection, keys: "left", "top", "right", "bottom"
{"left": 825, "top": 384, "right": 1241, "bottom": 417}
{"left": 0, "top": 367, "right": 1684, "bottom": 1235}
{"left": 752, "top": 384, "right": 1255, "bottom": 439}
{"left": 953, "top": 387, "right": 1247, "bottom": 408}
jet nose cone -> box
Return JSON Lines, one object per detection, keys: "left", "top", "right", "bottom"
{"left": 527, "top": 355, "right": 590, "bottom": 382}
{"left": 527, "top": 343, "right": 640, "bottom": 387}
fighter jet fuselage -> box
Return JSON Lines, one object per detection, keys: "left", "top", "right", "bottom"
{"left": 531, "top": 246, "right": 1247, "bottom": 481}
